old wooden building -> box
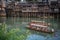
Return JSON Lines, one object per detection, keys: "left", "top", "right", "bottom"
{"left": 6, "top": 1, "right": 59, "bottom": 18}
{"left": 0, "top": 0, "right": 6, "bottom": 17}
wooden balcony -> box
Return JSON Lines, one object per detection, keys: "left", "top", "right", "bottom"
{"left": 14, "top": 8, "right": 21, "bottom": 11}
{"left": 58, "top": 3, "right": 60, "bottom": 8}
{"left": 22, "top": 7, "right": 38, "bottom": 12}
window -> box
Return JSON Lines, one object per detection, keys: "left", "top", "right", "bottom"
{"left": 26, "top": 0, "right": 37, "bottom": 2}
{"left": 42, "top": 0, "right": 48, "bottom": 2}
{"left": 26, "top": 0, "right": 32, "bottom": 2}
{"left": 54, "top": 9, "right": 59, "bottom": 12}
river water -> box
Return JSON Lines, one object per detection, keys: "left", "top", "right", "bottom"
{"left": 0, "top": 17, "right": 60, "bottom": 40}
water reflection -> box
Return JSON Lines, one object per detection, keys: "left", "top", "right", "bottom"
{"left": 0, "top": 17, "right": 60, "bottom": 40}
{"left": 0, "top": 17, "right": 6, "bottom": 23}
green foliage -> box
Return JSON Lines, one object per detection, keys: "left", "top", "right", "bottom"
{"left": 6, "top": 28, "right": 31, "bottom": 40}
{"left": 26, "top": 0, "right": 37, "bottom": 2}
{"left": 0, "top": 23, "right": 31, "bottom": 40}
{"left": 0, "top": 23, "right": 7, "bottom": 40}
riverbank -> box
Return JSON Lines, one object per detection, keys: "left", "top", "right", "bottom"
{"left": 0, "top": 13, "right": 6, "bottom": 17}
{"left": 0, "top": 16, "right": 58, "bottom": 19}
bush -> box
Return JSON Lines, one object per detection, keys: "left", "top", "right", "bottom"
{"left": 0, "top": 23, "right": 7, "bottom": 40}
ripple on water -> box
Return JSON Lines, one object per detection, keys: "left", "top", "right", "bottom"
{"left": 0, "top": 17, "right": 60, "bottom": 40}
{"left": 26, "top": 34, "right": 46, "bottom": 40}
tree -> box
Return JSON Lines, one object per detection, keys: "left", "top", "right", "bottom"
{"left": 26, "top": 0, "right": 37, "bottom": 2}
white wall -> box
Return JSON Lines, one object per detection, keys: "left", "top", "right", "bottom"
{"left": 20, "top": 0, "right": 26, "bottom": 3}
{"left": 1, "top": 0, "right": 6, "bottom": 7}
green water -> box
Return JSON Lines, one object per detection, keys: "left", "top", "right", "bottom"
{"left": 0, "top": 17, "right": 60, "bottom": 40}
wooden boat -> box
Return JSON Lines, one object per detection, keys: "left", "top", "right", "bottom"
{"left": 26, "top": 20, "right": 54, "bottom": 33}
{"left": 30, "top": 20, "right": 51, "bottom": 26}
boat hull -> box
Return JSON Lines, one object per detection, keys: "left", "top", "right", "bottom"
{"left": 26, "top": 26, "right": 54, "bottom": 33}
